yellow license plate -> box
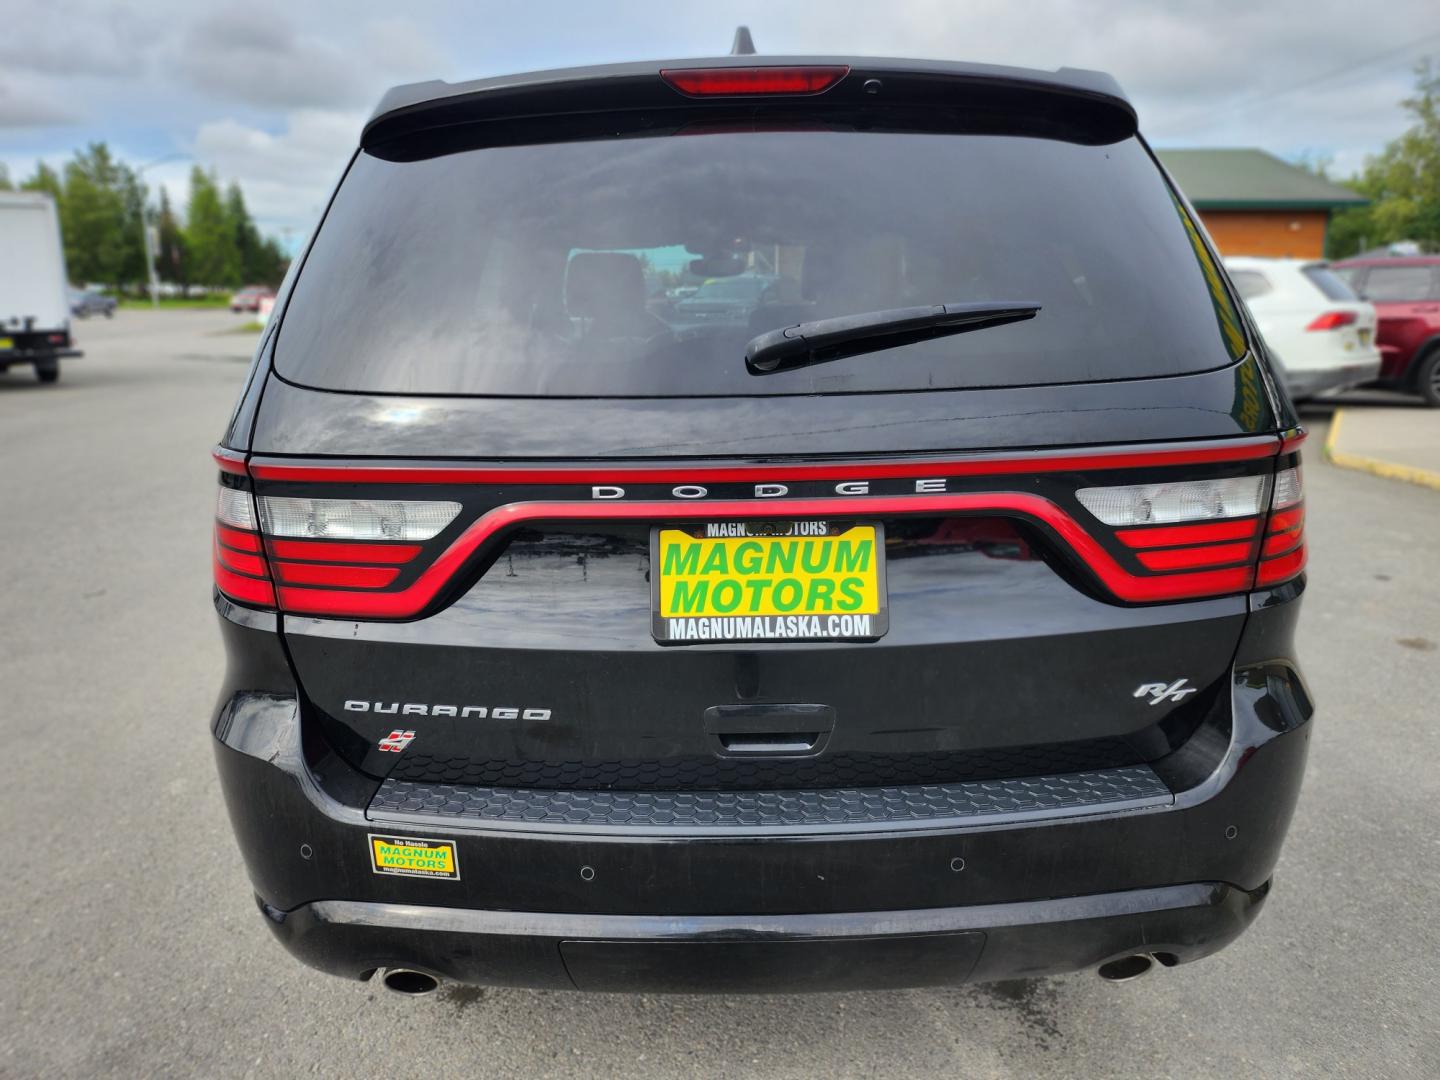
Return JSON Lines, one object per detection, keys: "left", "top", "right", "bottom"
{"left": 652, "top": 521, "right": 887, "bottom": 643}
{"left": 0, "top": 337, "right": 12, "bottom": 350}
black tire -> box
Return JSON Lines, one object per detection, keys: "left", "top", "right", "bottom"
{"left": 35, "top": 361, "right": 59, "bottom": 384}
{"left": 1416, "top": 347, "right": 1440, "bottom": 408}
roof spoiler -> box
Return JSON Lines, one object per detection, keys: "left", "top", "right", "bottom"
{"left": 363, "top": 56, "right": 1136, "bottom": 150}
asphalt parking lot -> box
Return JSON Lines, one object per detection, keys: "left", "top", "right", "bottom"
{"left": 2, "top": 309, "right": 1437, "bottom": 1079}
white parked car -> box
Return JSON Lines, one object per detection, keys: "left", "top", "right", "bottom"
{"left": 1225, "top": 257, "right": 1381, "bottom": 400}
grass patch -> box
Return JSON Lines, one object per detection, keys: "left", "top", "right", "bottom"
{"left": 116, "top": 294, "right": 235, "bottom": 310}
{"left": 217, "top": 320, "right": 266, "bottom": 335}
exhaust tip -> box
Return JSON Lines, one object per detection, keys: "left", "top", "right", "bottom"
{"left": 1097, "top": 954, "right": 1154, "bottom": 982}
{"left": 380, "top": 968, "right": 440, "bottom": 996}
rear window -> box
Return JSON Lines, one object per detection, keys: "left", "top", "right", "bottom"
{"left": 1301, "top": 264, "right": 1358, "bottom": 301}
{"left": 1360, "top": 265, "right": 1439, "bottom": 302}
{"left": 277, "top": 131, "right": 1246, "bottom": 397}
{"left": 1229, "top": 270, "right": 1272, "bottom": 301}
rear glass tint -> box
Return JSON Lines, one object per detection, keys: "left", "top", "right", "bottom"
{"left": 277, "top": 132, "right": 1247, "bottom": 397}
{"left": 1361, "top": 265, "right": 1439, "bottom": 302}
{"left": 1228, "top": 270, "right": 1272, "bottom": 301}
{"left": 1301, "top": 264, "right": 1358, "bottom": 301}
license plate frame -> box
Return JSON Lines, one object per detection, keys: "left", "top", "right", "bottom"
{"left": 650, "top": 520, "right": 888, "bottom": 645}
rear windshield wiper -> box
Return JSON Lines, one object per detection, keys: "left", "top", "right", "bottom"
{"left": 745, "top": 301, "right": 1042, "bottom": 376}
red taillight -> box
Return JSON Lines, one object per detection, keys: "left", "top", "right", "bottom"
{"left": 1306, "top": 311, "right": 1357, "bottom": 331}
{"left": 212, "top": 448, "right": 276, "bottom": 608}
{"left": 1136, "top": 541, "right": 1255, "bottom": 571}
{"left": 274, "top": 562, "right": 401, "bottom": 588}
{"left": 213, "top": 553, "right": 274, "bottom": 606}
{"left": 213, "top": 487, "right": 275, "bottom": 609}
{"left": 249, "top": 496, "right": 452, "bottom": 613}
{"left": 1256, "top": 465, "right": 1306, "bottom": 586}
{"left": 1115, "top": 519, "right": 1259, "bottom": 549}
{"left": 211, "top": 476, "right": 438, "bottom": 609}
{"left": 216, "top": 546, "right": 268, "bottom": 578}
{"left": 215, "top": 524, "right": 261, "bottom": 552}
{"left": 268, "top": 539, "right": 421, "bottom": 563}
{"left": 660, "top": 65, "right": 849, "bottom": 97}
{"left": 227, "top": 434, "right": 1305, "bottom": 618}
{"left": 1075, "top": 473, "right": 1268, "bottom": 597}
{"left": 1257, "top": 544, "right": 1306, "bottom": 585}
{"left": 1076, "top": 439, "right": 1308, "bottom": 598}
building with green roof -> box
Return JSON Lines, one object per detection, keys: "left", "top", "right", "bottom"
{"left": 1156, "top": 148, "right": 1367, "bottom": 258}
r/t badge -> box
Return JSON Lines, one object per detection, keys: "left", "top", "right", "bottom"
{"left": 1133, "top": 679, "right": 1199, "bottom": 706}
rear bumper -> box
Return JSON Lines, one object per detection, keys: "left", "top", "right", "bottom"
{"left": 0, "top": 347, "right": 82, "bottom": 364}
{"left": 1377, "top": 343, "right": 1408, "bottom": 382}
{"left": 211, "top": 587, "right": 1313, "bottom": 991}
{"left": 1285, "top": 356, "right": 1382, "bottom": 399}
{"left": 262, "top": 881, "right": 1267, "bottom": 992}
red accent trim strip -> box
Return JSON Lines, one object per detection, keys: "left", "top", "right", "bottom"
{"left": 1279, "top": 430, "right": 1307, "bottom": 454}
{"left": 268, "top": 539, "right": 422, "bottom": 564}
{"left": 213, "top": 553, "right": 276, "bottom": 607}
{"left": 215, "top": 524, "right": 261, "bottom": 553}
{"left": 1136, "top": 542, "right": 1254, "bottom": 571}
{"left": 1116, "top": 518, "right": 1259, "bottom": 549}
{"left": 275, "top": 562, "right": 401, "bottom": 587}
{"left": 1256, "top": 544, "right": 1307, "bottom": 586}
{"left": 249, "top": 437, "right": 1280, "bottom": 486}
{"left": 274, "top": 494, "right": 1257, "bottom": 618}
{"left": 213, "top": 446, "right": 248, "bottom": 476}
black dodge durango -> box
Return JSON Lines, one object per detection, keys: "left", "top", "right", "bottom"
{"left": 210, "top": 53, "right": 1312, "bottom": 994}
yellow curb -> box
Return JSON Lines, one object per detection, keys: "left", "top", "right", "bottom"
{"left": 1324, "top": 408, "right": 1440, "bottom": 492}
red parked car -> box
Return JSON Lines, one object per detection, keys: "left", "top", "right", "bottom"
{"left": 1331, "top": 257, "right": 1440, "bottom": 405}
{"left": 229, "top": 285, "right": 275, "bottom": 313}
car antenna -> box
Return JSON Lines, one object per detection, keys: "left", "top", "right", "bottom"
{"left": 730, "top": 26, "right": 757, "bottom": 55}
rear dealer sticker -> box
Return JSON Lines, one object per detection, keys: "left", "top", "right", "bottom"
{"left": 369, "top": 834, "right": 460, "bottom": 880}
{"left": 652, "top": 521, "right": 888, "bottom": 644}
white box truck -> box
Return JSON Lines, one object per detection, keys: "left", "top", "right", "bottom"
{"left": 1, "top": 191, "right": 83, "bottom": 384}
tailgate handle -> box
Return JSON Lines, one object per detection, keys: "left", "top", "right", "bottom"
{"left": 719, "top": 735, "right": 820, "bottom": 754}
{"left": 703, "top": 704, "right": 834, "bottom": 758}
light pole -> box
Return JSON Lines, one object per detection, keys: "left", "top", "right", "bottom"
{"left": 135, "top": 153, "right": 189, "bottom": 307}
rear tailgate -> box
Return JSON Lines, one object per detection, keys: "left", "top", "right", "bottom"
{"left": 220, "top": 61, "right": 1302, "bottom": 794}
{"left": 222, "top": 422, "right": 1306, "bottom": 790}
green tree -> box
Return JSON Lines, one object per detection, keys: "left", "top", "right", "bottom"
{"left": 185, "top": 166, "right": 239, "bottom": 287}
{"left": 223, "top": 181, "right": 264, "bottom": 285}
{"left": 20, "top": 161, "right": 63, "bottom": 202}
{"left": 117, "top": 161, "right": 148, "bottom": 287}
{"left": 154, "top": 186, "right": 188, "bottom": 289}
{"left": 8, "top": 149, "right": 286, "bottom": 290}
{"left": 1327, "top": 60, "right": 1440, "bottom": 257}
{"left": 253, "top": 236, "right": 289, "bottom": 287}
{"left": 0, "top": 164, "right": 12, "bottom": 190}
{"left": 54, "top": 144, "right": 147, "bottom": 288}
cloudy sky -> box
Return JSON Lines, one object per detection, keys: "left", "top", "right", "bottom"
{"left": 2, "top": 0, "right": 1438, "bottom": 247}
